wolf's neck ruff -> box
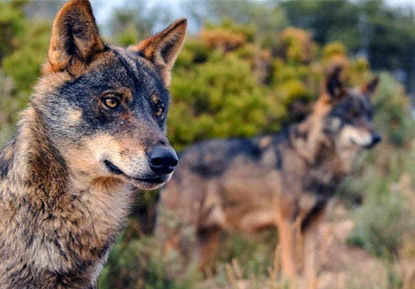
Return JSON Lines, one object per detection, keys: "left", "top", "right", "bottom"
{"left": 0, "top": 106, "right": 133, "bottom": 281}
{"left": 291, "top": 116, "right": 328, "bottom": 160}
{"left": 19, "top": 108, "right": 68, "bottom": 200}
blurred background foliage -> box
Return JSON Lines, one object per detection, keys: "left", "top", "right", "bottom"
{"left": 1, "top": 0, "right": 415, "bottom": 288}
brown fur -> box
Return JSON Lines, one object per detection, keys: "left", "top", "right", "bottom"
{"left": 0, "top": 1, "right": 186, "bottom": 288}
{"left": 130, "top": 18, "right": 187, "bottom": 86}
{"left": 156, "top": 68, "right": 380, "bottom": 283}
{"left": 46, "top": 0, "right": 105, "bottom": 76}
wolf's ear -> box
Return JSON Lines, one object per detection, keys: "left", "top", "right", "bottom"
{"left": 322, "top": 65, "right": 345, "bottom": 100}
{"left": 45, "top": 0, "right": 105, "bottom": 76}
{"left": 361, "top": 77, "right": 379, "bottom": 96}
{"left": 131, "top": 18, "right": 187, "bottom": 86}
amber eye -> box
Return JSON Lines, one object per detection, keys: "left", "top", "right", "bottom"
{"left": 102, "top": 97, "right": 120, "bottom": 109}
{"left": 151, "top": 95, "right": 164, "bottom": 118}
{"left": 156, "top": 102, "right": 165, "bottom": 117}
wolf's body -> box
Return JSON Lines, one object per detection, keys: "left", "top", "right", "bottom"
{"left": 157, "top": 68, "right": 380, "bottom": 282}
{"left": 0, "top": 1, "right": 186, "bottom": 288}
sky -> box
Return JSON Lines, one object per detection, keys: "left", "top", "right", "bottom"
{"left": 388, "top": 0, "right": 415, "bottom": 7}
{"left": 91, "top": 0, "right": 415, "bottom": 31}
{"left": 91, "top": 0, "right": 183, "bottom": 27}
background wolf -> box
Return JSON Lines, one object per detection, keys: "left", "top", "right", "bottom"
{"left": 157, "top": 67, "right": 381, "bottom": 283}
{"left": 0, "top": 0, "right": 186, "bottom": 288}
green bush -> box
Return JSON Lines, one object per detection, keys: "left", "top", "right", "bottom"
{"left": 169, "top": 52, "right": 271, "bottom": 150}
{"left": 347, "top": 178, "right": 410, "bottom": 259}
{"left": 0, "top": 0, "right": 26, "bottom": 62}
{"left": 99, "top": 234, "right": 200, "bottom": 289}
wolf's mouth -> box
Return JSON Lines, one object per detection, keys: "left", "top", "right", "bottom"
{"left": 103, "top": 160, "right": 167, "bottom": 185}
{"left": 349, "top": 138, "right": 360, "bottom": 148}
{"left": 349, "top": 136, "right": 380, "bottom": 149}
{"left": 362, "top": 142, "right": 377, "bottom": 149}
{"left": 104, "top": 160, "right": 124, "bottom": 175}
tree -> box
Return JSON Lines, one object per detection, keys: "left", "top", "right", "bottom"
{"left": 184, "top": 0, "right": 287, "bottom": 47}
{"left": 107, "top": 0, "right": 174, "bottom": 46}
{"left": 279, "top": 0, "right": 415, "bottom": 92}
{"left": 0, "top": 0, "right": 27, "bottom": 63}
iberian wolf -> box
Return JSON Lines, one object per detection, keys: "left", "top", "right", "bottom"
{"left": 0, "top": 0, "right": 186, "bottom": 288}
{"left": 157, "top": 66, "right": 380, "bottom": 283}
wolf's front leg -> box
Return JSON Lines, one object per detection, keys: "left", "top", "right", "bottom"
{"left": 276, "top": 216, "right": 298, "bottom": 284}
{"left": 196, "top": 227, "right": 221, "bottom": 271}
{"left": 301, "top": 209, "right": 326, "bottom": 289}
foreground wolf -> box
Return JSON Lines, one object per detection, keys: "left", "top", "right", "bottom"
{"left": 0, "top": 1, "right": 186, "bottom": 288}
{"left": 157, "top": 67, "right": 380, "bottom": 282}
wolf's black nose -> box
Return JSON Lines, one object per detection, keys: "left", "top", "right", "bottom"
{"left": 149, "top": 147, "right": 178, "bottom": 175}
{"left": 372, "top": 134, "right": 382, "bottom": 146}
{"left": 365, "top": 134, "right": 382, "bottom": 149}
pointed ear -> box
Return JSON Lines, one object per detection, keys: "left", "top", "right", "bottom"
{"left": 131, "top": 18, "right": 187, "bottom": 86}
{"left": 361, "top": 77, "right": 379, "bottom": 96}
{"left": 45, "top": 0, "right": 105, "bottom": 76}
{"left": 322, "top": 65, "right": 345, "bottom": 100}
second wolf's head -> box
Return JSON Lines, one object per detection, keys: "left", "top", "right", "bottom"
{"left": 321, "top": 67, "right": 381, "bottom": 151}
{"left": 31, "top": 0, "right": 187, "bottom": 190}
{"left": 295, "top": 66, "right": 381, "bottom": 169}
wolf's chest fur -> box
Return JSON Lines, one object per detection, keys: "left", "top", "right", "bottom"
{"left": 0, "top": 133, "right": 133, "bottom": 288}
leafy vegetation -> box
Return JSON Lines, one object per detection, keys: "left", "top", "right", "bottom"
{"left": 1, "top": 0, "right": 415, "bottom": 288}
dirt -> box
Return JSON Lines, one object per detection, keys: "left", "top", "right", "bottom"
{"left": 316, "top": 205, "right": 388, "bottom": 289}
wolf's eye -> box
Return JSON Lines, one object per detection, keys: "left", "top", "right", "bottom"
{"left": 155, "top": 102, "right": 165, "bottom": 118}
{"left": 102, "top": 97, "right": 120, "bottom": 109}
{"left": 151, "top": 95, "right": 165, "bottom": 119}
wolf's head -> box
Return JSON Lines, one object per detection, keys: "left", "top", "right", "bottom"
{"left": 296, "top": 65, "right": 382, "bottom": 173}
{"left": 31, "top": 0, "right": 186, "bottom": 190}
{"left": 320, "top": 66, "right": 381, "bottom": 152}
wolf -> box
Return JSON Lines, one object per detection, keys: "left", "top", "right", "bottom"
{"left": 156, "top": 66, "right": 381, "bottom": 283}
{"left": 0, "top": 0, "right": 186, "bottom": 288}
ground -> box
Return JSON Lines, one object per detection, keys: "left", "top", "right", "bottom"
{"left": 202, "top": 203, "right": 393, "bottom": 289}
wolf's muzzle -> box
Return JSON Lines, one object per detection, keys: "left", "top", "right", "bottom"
{"left": 148, "top": 146, "right": 178, "bottom": 175}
